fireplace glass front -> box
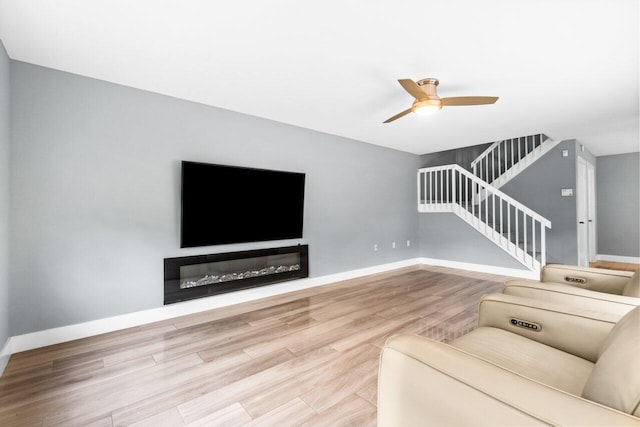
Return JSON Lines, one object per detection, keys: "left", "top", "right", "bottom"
{"left": 164, "top": 245, "right": 308, "bottom": 304}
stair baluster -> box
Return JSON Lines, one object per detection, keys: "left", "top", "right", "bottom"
{"left": 418, "top": 164, "right": 551, "bottom": 272}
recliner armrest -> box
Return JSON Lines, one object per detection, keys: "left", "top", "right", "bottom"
{"left": 503, "top": 279, "right": 640, "bottom": 317}
{"left": 542, "top": 264, "right": 633, "bottom": 294}
{"left": 477, "top": 293, "right": 620, "bottom": 362}
{"left": 378, "top": 334, "right": 640, "bottom": 426}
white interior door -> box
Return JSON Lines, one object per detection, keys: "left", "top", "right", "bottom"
{"left": 576, "top": 157, "right": 589, "bottom": 266}
{"left": 587, "top": 162, "right": 597, "bottom": 262}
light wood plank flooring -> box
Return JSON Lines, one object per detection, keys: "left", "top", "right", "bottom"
{"left": 0, "top": 266, "right": 507, "bottom": 426}
{"left": 589, "top": 260, "right": 640, "bottom": 272}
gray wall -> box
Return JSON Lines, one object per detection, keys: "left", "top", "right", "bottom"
{"left": 0, "top": 41, "right": 9, "bottom": 348}
{"left": 418, "top": 139, "right": 591, "bottom": 267}
{"left": 420, "top": 143, "right": 492, "bottom": 171}
{"left": 596, "top": 152, "right": 640, "bottom": 257}
{"left": 419, "top": 213, "right": 525, "bottom": 269}
{"left": 417, "top": 141, "right": 530, "bottom": 270}
{"left": 500, "top": 140, "right": 588, "bottom": 265}
{"left": 9, "top": 61, "right": 420, "bottom": 335}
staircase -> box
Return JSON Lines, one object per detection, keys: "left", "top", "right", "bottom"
{"left": 470, "top": 134, "right": 559, "bottom": 201}
{"left": 419, "top": 158, "right": 552, "bottom": 272}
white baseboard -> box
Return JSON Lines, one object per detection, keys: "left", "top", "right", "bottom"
{"left": 596, "top": 254, "right": 640, "bottom": 264}
{"left": 419, "top": 257, "right": 539, "bottom": 280}
{"left": 0, "top": 338, "right": 11, "bottom": 377}
{"left": 3, "top": 256, "right": 536, "bottom": 362}
{"left": 7, "top": 258, "right": 421, "bottom": 356}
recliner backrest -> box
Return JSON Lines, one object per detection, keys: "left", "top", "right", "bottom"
{"left": 622, "top": 271, "right": 640, "bottom": 297}
{"left": 581, "top": 306, "right": 640, "bottom": 416}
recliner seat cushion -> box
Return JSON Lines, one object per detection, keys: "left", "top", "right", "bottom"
{"left": 451, "top": 327, "right": 594, "bottom": 396}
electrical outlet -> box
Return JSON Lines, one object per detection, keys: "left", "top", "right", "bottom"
{"left": 406, "top": 240, "right": 411, "bottom": 247}
{"left": 374, "top": 244, "right": 378, "bottom": 252}
{"left": 392, "top": 242, "right": 396, "bottom": 249}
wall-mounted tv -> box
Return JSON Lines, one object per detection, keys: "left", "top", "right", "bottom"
{"left": 181, "top": 161, "right": 305, "bottom": 248}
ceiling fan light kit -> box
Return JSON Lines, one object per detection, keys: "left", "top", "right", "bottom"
{"left": 412, "top": 99, "right": 442, "bottom": 115}
{"left": 384, "top": 78, "right": 498, "bottom": 123}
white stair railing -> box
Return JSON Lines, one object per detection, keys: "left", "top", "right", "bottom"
{"left": 471, "top": 134, "right": 548, "bottom": 185}
{"left": 418, "top": 164, "right": 551, "bottom": 271}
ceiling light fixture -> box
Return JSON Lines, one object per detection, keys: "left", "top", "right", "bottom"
{"left": 384, "top": 78, "right": 498, "bottom": 123}
{"left": 412, "top": 98, "right": 442, "bottom": 115}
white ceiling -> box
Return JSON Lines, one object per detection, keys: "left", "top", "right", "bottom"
{"left": 0, "top": 0, "right": 638, "bottom": 156}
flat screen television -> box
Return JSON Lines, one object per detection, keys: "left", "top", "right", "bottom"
{"left": 181, "top": 161, "right": 305, "bottom": 248}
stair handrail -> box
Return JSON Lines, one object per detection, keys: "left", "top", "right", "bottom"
{"left": 470, "top": 133, "right": 549, "bottom": 170}
{"left": 418, "top": 164, "right": 551, "bottom": 228}
{"left": 470, "top": 139, "right": 505, "bottom": 169}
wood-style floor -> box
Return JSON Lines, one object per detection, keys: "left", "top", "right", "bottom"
{"left": 589, "top": 260, "right": 640, "bottom": 272}
{"left": 0, "top": 266, "right": 507, "bottom": 426}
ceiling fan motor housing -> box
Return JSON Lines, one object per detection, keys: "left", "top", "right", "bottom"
{"left": 416, "top": 78, "right": 439, "bottom": 98}
{"left": 416, "top": 78, "right": 439, "bottom": 87}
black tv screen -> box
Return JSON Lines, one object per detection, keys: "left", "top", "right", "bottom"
{"left": 181, "top": 161, "right": 305, "bottom": 247}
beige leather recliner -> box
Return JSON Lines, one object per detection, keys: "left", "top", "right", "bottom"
{"left": 540, "top": 264, "right": 639, "bottom": 296}
{"left": 503, "top": 264, "right": 640, "bottom": 316}
{"left": 378, "top": 294, "right": 640, "bottom": 426}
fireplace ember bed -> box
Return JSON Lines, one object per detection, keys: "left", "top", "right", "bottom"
{"left": 164, "top": 245, "right": 309, "bottom": 304}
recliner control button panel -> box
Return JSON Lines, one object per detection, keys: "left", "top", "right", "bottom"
{"left": 510, "top": 318, "right": 542, "bottom": 332}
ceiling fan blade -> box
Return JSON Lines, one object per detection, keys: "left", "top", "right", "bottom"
{"left": 441, "top": 96, "right": 499, "bottom": 106}
{"left": 398, "top": 79, "right": 429, "bottom": 99}
{"left": 383, "top": 108, "right": 413, "bottom": 123}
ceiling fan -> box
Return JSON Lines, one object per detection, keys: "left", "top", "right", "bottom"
{"left": 383, "top": 78, "right": 498, "bottom": 123}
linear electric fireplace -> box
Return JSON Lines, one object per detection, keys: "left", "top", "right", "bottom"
{"left": 164, "top": 245, "right": 309, "bottom": 304}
